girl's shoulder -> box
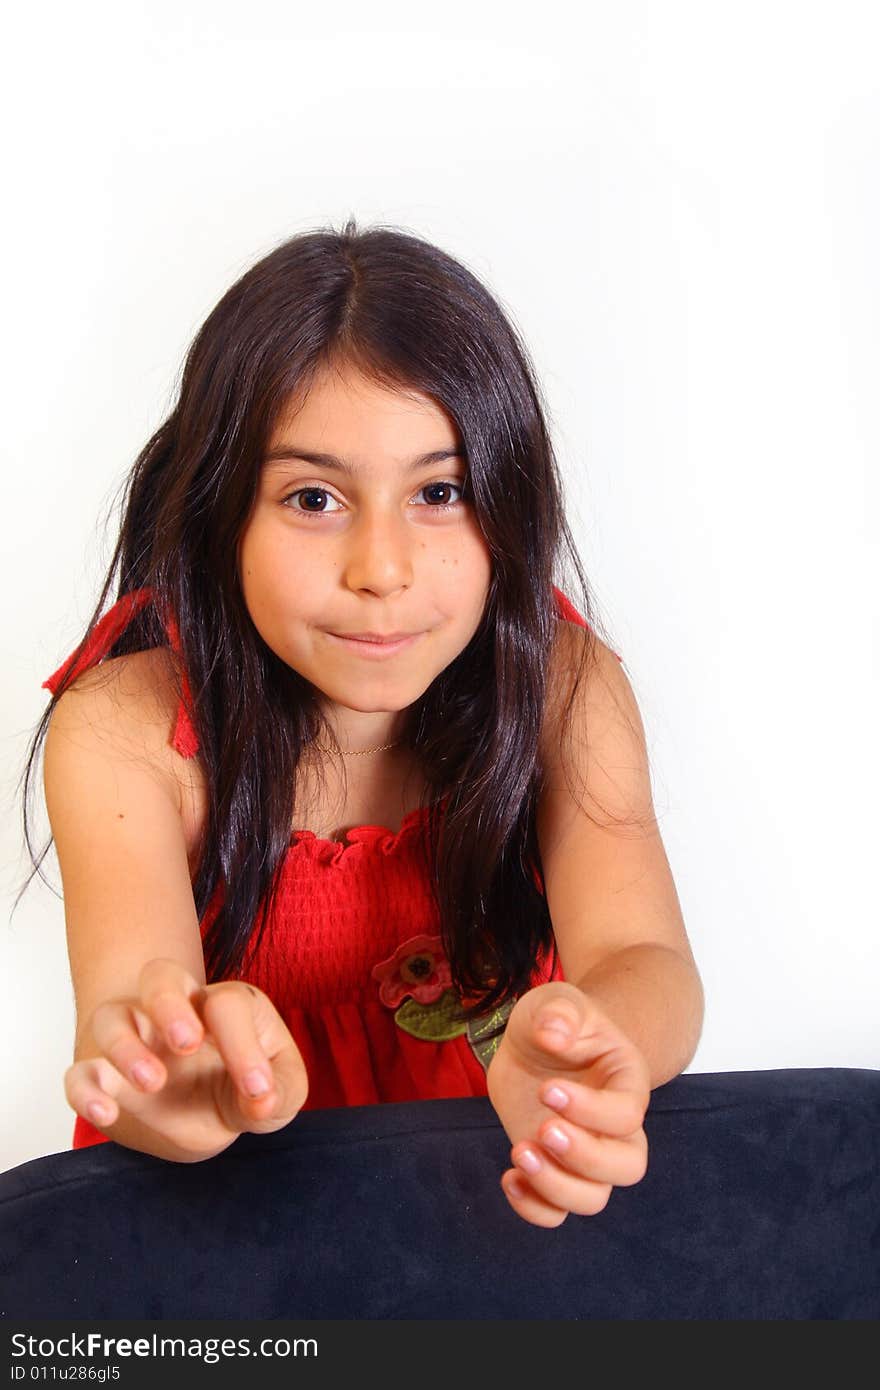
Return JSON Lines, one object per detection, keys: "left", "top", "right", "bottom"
{"left": 538, "top": 619, "right": 627, "bottom": 765}
{"left": 55, "top": 646, "right": 205, "bottom": 876}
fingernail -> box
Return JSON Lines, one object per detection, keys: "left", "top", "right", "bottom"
{"left": 543, "top": 1085, "right": 570, "bottom": 1110}
{"left": 542, "top": 1124, "right": 570, "bottom": 1154}
{"left": 537, "top": 1012, "right": 573, "bottom": 1039}
{"left": 131, "top": 1061, "right": 159, "bottom": 1087}
{"left": 508, "top": 1177, "right": 526, "bottom": 1200}
{"left": 87, "top": 1102, "right": 111, "bottom": 1125}
{"left": 169, "top": 1022, "right": 196, "bottom": 1049}
{"left": 516, "top": 1148, "right": 542, "bottom": 1175}
{"left": 243, "top": 1068, "right": 270, "bottom": 1097}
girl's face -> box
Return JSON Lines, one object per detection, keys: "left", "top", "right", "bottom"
{"left": 237, "top": 361, "right": 493, "bottom": 747}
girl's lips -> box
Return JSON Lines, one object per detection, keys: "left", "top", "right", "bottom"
{"left": 326, "top": 632, "right": 423, "bottom": 659}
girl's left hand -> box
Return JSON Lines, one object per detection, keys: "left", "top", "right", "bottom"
{"left": 485, "top": 980, "right": 651, "bottom": 1228}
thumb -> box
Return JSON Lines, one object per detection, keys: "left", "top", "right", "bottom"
{"left": 507, "top": 982, "right": 618, "bottom": 1073}
{"left": 217, "top": 1039, "right": 309, "bottom": 1138}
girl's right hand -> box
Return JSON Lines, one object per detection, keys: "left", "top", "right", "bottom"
{"left": 64, "top": 958, "right": 310, "bottom": 1161}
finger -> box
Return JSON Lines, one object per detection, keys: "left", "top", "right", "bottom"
{"left": 532, "top": 1116, "right": 649, "bottom": 1187}
{"left": 501, "top": 1168, "right": 570, "bottom": 1228}
{"left": 64, "top": 1054, "right": 144, "bottom": 1131}
{"left": 89, "top": 999, "right": 170, "bottom": 1095}
{"left": 508, "top": 1144, "right": 615, "bottom": 1217}
{"left": 201, "top": 983, "right": 281, "bottom": 1110}
{"left": 138, "top": 958, "right": 208, "bottom": 1055}
{"left": 537, "top": 1076, "right": 648, "bottom": 1138}
{"left": 203, "top": 983, "right": 309, "bottom": 1133}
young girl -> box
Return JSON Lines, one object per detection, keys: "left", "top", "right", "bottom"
{"left": 23, "top": 218, "right": 703, "bottom": 1229}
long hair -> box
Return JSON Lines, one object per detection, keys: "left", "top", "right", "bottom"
{"left": 16, "top": 216, "right": 614, "bottom": 1029}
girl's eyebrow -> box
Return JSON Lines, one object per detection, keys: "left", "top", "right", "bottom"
{"left": 262, "top": 447, "right": 464, "bottom": 475}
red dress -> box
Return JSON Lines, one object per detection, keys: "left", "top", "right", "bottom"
{"left": 42, "top": 585, "right": 619, "bottom": 1149}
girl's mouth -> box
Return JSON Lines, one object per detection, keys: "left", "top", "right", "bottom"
{"left": 326, "top": 632, "right": 423, "bottom": 659}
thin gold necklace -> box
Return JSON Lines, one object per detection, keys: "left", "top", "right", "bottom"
{"left": 312, "top": 739, "right": 401, "bottom": 757}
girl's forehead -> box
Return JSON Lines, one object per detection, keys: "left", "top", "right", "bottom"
{"left": 267, "top": 371, "right": 459, "bottom": 452}
{"left": 277, "top": 367, "right": 438, "bottom": 416}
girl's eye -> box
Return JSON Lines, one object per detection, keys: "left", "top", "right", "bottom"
{"left": 281, "top": 487, "right": 344, "bottom": 517}
{"left": 280, "top": 481, "right": 465, "bottom": 518}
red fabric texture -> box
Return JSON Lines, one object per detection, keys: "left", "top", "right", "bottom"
{"left": 47, "top": 584, "right": 618, "bottom": 1150}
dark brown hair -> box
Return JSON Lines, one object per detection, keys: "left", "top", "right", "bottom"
{"left": 16, "top": 216, "right": 615, "bottom": 1030}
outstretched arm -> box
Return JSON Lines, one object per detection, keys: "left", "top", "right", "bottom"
{"left": 486, "top": 627, "right": 703, "bottom": 1227}
{"left": 536, "top": 623, "right": 704, "bottom": 1081}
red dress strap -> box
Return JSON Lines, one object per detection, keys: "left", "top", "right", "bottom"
{"left": 550, "top": 585, "right": 623, "bottom": 663}
{"left": 41, "top": 586, "right": 200, "bottom": 760}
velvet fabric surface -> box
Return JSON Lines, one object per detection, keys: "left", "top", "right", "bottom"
{"left": 1, "top": 1068, "right": 878, "bottom": 1320}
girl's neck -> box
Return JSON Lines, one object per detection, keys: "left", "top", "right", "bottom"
{"left": 293, "top": 742, "right": 429, "bottom": 842}
{"left": 312, "top": 709, "right": 409, "bottom": 757}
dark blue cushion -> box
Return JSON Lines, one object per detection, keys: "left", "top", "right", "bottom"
{"left": 1, "top": 1068, "right": 878, "bottom": 1319}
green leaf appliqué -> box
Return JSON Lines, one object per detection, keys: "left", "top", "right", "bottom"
{"left": 466, "top": 997, "right": 516, "bottom": 1071}
{"left": 393, "top": 987, "right": 468, "bottom": 1041}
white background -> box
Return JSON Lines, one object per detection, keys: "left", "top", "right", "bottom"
{"left": 2, "top": 1, "right": 878, "bottom": 1171}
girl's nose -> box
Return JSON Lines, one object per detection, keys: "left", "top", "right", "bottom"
{"left": 341, "top": 509, "right": 415, "bottom": 596}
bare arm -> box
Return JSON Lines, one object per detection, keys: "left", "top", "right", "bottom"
{"left": 537, "top": 627, "right": 704, "bottom": 1087}
{"left": 46, "top": 657, "right": 307, "bottom": 1162}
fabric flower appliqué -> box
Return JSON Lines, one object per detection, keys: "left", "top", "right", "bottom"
{"left": 370, "top": 933, "right": 516, "bottom": 1067}
{"left": 371, "top": 934, "right": 465, "bottom": 1042}
{"left": 372, "top": 933, "right": 451, "bottom": 1008}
